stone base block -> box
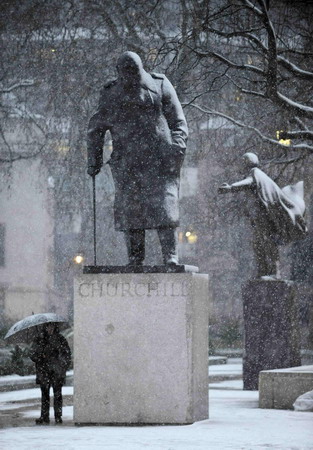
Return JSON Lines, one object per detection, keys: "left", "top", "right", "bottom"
{"left": 74, "top": 272, "right": 209, "bottom": 424}
{"left": 259, "top": 365, "right": 313, "bottom": 409}
{"left": 242, "top": 280, "right": 301, "bottom": 390}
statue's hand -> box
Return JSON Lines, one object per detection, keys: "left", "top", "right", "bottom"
{"left": 218, "top": 183, "right": 231, "bottom": 193}
{"left": 87, "top": 166, "right": 101, "bottom": 177}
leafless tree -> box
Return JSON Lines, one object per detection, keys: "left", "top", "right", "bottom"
{"left": 160, "top": 0, "right": 313, "bottom": 168}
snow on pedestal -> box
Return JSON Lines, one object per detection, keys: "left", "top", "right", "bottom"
{"left": 73, "top": 272, "right": 209, "bottom": 424}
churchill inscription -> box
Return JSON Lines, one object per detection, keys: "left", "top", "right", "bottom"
{"left": 78, "top": 280, "right": 189, "bottom": 298}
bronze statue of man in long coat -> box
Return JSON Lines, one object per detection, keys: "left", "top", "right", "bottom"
{"left": 87, "top": 51, "right": 188, "bottom": 265}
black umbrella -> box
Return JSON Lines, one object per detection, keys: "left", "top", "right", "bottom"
{"left": 4, "top": 313, "right": 70, "bottom": 344}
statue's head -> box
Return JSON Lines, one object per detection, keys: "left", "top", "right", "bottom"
{"left": 117, "top": 51, "right": 144, "bottom": 87}
{"left": 242, "top": 152, "right": 259, "bottom": 169}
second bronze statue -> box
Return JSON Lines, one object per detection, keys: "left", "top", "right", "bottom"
{"left": 87, "top": 51, "right": 188, "bottom": 265}
{"left": 218, "top": 153, "right": 307, "bottom": 279}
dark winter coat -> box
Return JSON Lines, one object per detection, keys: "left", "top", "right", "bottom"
{"left": 29, "top": 332, "right": 71, "bottom": 386}
{"left": 87, "top": 70, "right": 188, "bottom": 231}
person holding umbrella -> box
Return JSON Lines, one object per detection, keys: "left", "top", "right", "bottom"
{"left": 5, "top": 313, "right": 72, "bottom": 425}
{"left": 28, "top": 322, "right": 71, "bottom": 425}
{"left": 4, "top": 313, "right": 71, "bottom": 424}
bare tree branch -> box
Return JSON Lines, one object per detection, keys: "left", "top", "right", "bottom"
{"left": 0, "top": 80, "right": 35, "bottom": 93}
{"left": 0, "top": 146, "right": 46, "bottom": 163}
{"left": 189, "top": 47, "right": 265, "bottom": 76}
{"left": 274, "top": 91, "right": 313, "bottom": 120}
{"left": 206, "top": 27, "right": 313, "bottom": 80}
{"left": 243, "top": 0, "right": 263, "bottom": 17}
{"left": 277, "top": 56, "right": 313, "bottom": 80}
{"left": 184, "top": 102, "right": 313, "bottom": 152}
{"left": 279, "top": 130, "right": 313, "bottom": 141}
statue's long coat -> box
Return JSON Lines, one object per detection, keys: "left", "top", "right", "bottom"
{"left": 87, "top": 72, "right": 188, "bottom": 231}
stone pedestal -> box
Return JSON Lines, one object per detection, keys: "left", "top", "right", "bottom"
{"left": 74, "top": 272, "right": 209, "bottom": 424}
{"left": 259, "top": 365, "right": 313, "bottom": 410}
{"left": 242, "top": 280, "right": 301, "bottom": 390}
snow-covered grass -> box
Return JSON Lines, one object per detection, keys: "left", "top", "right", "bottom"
{"left": 0, "top": 370, "right": 73, "bottom": 388}
{"left": 0, "top": 373, "right": 36, "bottom": 385}
{"left": 209, "top": 363, "right": 242, "bottom": 376}
{"left": 210, "top": 379, "right": 243, "bottom": 390}
{"left": 0, "top": 386, "right": 73, "bottom": 408}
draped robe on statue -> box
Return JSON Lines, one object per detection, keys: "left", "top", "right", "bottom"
{"left": 251, "top": 168, "right": 307, "bottom": 245}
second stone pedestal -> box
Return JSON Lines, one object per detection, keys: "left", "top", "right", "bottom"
{"left": 242, "top": 279, "right": 301, "bottom": 390}
{"left": 74, "top": 272, "right": 209, "bottom": 424}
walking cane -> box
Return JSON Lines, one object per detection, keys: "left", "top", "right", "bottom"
{"left": 92, "top": 175, "right": 97, "bottom": 266}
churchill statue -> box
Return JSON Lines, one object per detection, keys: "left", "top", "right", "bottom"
{"left": 219, "top": 153, "right": 307, "bottom": 278}
{"left": 87, "top": 51, "right": 188, "bottom": 266}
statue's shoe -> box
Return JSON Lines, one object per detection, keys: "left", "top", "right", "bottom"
{"left": 164, "top": 256, "right": 179, "bottom": 265}
{"left": 127, "top": 260, "right": 143, "bottom": 266}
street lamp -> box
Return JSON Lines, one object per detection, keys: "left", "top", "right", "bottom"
{"left": 185, "top": 231, "right": 198, "bottom": 244}
{"left": 73, "top": 254, "right": 84, "bottom": 264}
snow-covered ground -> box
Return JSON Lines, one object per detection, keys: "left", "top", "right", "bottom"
{"left": 209, "top": 357, "right": 243, "bottom": 378}
{"left": 0, "top": 370, "right": 74, "bottom": 388}
{"left": 0, "top": 361, "right": 312, "bottom": 450}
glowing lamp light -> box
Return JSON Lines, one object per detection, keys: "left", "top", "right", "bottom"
{"left": 187, "top": 233, "right": 198, "bottom": 244}
{"left": 185, "top": 231, "right": 198, "bottom": 244}
{"left": 276, "top": 130, "right": 291, "bottom": 146}
{"left": 279, "top": 139, "right": 291, "bottom": 146}
{"left": 73, "top": 254, "right": 84, "bottom": 264}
